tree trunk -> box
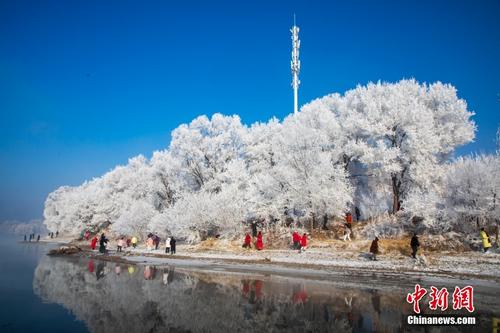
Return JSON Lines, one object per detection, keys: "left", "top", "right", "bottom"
{"left": 311, "top": 213, "right": 316, "bottom": 232}
{"left": 391, "top": 175, "right": 400, "bottom": 214}
{"left": 322, "top": 214, "right": 328, "bottom": 230}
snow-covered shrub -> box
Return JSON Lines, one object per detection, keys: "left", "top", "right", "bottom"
{"left": 360, "top": 213, "right": 408, "bottom": 239}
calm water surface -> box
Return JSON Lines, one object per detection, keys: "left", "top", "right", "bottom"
{"left": 0, "top": 233, "right": 498, "bottom": 332}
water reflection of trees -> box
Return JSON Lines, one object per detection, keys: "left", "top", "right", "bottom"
{"left": 32, "top": 257, "right": 492, "bottom": 333}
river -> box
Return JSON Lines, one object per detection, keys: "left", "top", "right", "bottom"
{"left": 0, "top": 233, "right": 498, "bottom": 332}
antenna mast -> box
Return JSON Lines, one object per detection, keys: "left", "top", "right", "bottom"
{"left": 291, "top": 14, "right": 301, "bottom": 114}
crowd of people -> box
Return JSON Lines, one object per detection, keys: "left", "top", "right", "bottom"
{"left": 241, "top": 212, "right": 495, "bottom": 261}
{"left": 85, "top": 232, "right": 178, "bottom": 255}
{"left": 24, "top": 233, "right": 40, "bottom": 242}
{"left": 242, "top": 228, "right": 423, "bottom": 262}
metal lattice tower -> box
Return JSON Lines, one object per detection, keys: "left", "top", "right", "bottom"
{"left": 496, "top": 126, "right": 500, "bottom": 154}
{"left": 291, "top": 15, "right": 301, "bottom": 114}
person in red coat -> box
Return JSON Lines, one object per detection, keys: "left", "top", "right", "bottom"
{"left": 243, "top": 233, "right": 252, "bottom": 248}
{"left": 90, "top": 236, "right": 98, "bottom": 250}
{"left": 300, "top": 233, "right": 308, "bottom": 252}
{"left": 292, "top": 231, "right": 301, "bottom": 250}
{"left": 345, "top": 212, "right": 354, "bottom": 239}
{"left": 345, "top": 213, "right": 353, "bottom": 228}
{"left": 256, "top": 231, "right": 264, "bottom": 250}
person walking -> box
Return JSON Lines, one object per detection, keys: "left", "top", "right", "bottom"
{"left": 117, "top": 238, "right": 124, "bottom": 253}
{"left": 370, "top": 237, "right": 379, "bottom": 261}
{"left": 153, "top": 235, "right": 160, "bottom": 250}
{"left": 170, "top": 237, "right": 176, "bottom": 255}
{"left": 480, "top": 228, "right": 492, "bottom": 253}
{"left": 37, "top": 235, "right": 40, "bottom": 242}
{"left": 355, "top": 207, "right": 361, "bottom": 221}
{"left": 300, "top": 233, "right": 308, "bottom": 253}
{"left": 165, "top": 237, "right": 171, "bottom": 254}
{"left": 56, "top": 231, "right": 59, "bottom": 237}
{"left": 292, "top": 231, "right": 300, "bottom": 250}
{"left": 345, "top": 212, "right": 354, "bottom": 239}
{"left": 410, "top": 233, "right": 420, "bottom": 259}
{"left": 24, "top": 235, "right": 27, "bottom": 242}
{"left": 345, "top": 213, "right": 353, "bottom": 228}
{"left": 99, "top": 233, "right": 108, "bottom": 254}
{"left": 243, "top": 233, "right": 252, "bottom": 249}
{"left": 90, "top": 235, "right": 98, "bottom": 250}
{"left": 131, "top": 236, "right": 138, "bottom": 248}
{"left": 256, "top": 231, "right": 264, "bottom": 251}
{"left": 146, "top": 237, "right": 154, "bottom": 251}
{"left": 251, "top": 222, "right": 258, "bottom": 238}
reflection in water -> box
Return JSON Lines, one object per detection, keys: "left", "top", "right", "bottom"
{"left": 96, "top": 262, "right": 105, "bottom": 280}
{"left": 32, "top": 257, "right": 498, "bottom": 333}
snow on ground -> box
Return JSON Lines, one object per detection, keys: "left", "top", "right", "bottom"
{"left": 75, "top": 239, "right": 500, "bottom": 282}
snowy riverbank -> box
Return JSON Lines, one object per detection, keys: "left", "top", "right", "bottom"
{"left": 59, "top": 238, "right": 500, "bottom": 283}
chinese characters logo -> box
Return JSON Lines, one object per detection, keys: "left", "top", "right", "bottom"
{"left": 406, "top": 284, "right": 474, "bottom": 313}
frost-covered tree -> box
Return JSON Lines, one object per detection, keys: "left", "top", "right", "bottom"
{"left": 45, "top": 155, "right": 175, "bottom": 235}
{"left": 303, "top": 80, "right": 475, "bottom": 216}
{"left": 442, "top": 154, "right": 500, "bottom": 231}
{"left": 168, "top": 114, "right": 247, "bottom": 192}
{"left": 272, "top": 108, "right": 353, "bottom": 220}
{"left": 43, "top": 79, "right": 478, "bottom": 240}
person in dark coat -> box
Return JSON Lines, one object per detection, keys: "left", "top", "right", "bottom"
{"left": 251, "top": 222, "right": 258, "bottom": 237}
{"left": 370, "top": 237, "right": 379, "bottom": 261}
{"left": 170, "top": 237, "right": 176, "bottom": 254}
{"left": 355, "top": 207, "right": 361, "bottom": 221}
{"left": 410, "top": 233, "right": 420, "bottom": 259}
{"left": 37, "top": 235, "right": 40, "bottom": 242}
{"left": 99, "top": 233, "right": 109, "bottom": 254}
{"left": 24, "top": 235, "right": 27, "bottom": 242}
{"left": 155, "top": 235, "right": 161, "bottom": 250}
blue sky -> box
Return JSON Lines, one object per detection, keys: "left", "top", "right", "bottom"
{"left": 0, "top": 0, "right": 499, "bottom": 221}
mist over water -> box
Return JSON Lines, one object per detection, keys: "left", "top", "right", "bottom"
{"left": 0, "top": 233, "right": 498, "bottom": 332}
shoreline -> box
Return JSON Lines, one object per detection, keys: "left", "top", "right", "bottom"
{"left": 49, "top": 240, "right": 500, "bottom": 284}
